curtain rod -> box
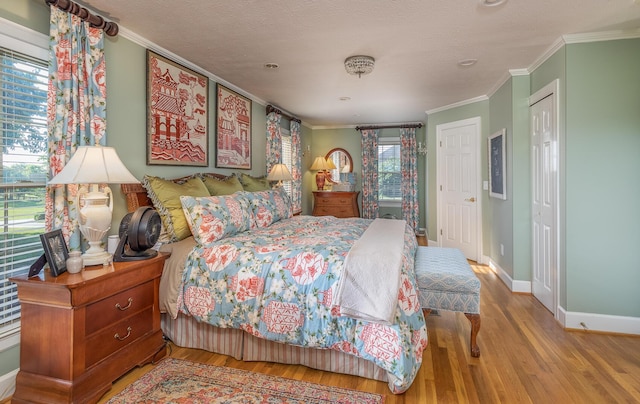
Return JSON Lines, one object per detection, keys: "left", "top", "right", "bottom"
{"left": 266, "top": 105, "right": 301, "bottom": 124}
{"left": 45, "top": 0, "right": 119, "bottom": 36}
{"left": 356, "top": 123, "right": 423, "bottom": 131}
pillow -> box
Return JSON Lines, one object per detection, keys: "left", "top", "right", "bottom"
{"left": 201, "top": 174, "right": 244, "bottom": 196}
{"left": 245, "top": 188, "right": 293, "bottom": 228}
{"left": 239, "top": 173, "right": 272, "bottom": 192}
{"left": 142, "top": 175, "right": 210, "bottom": 241}
{"left": 180, "top": 193, "right": 253, "bottom": 245}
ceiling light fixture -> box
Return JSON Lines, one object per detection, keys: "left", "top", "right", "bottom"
{"left": 344, "top": 55, "right": 375, "bottom": 78}
{"left": 480, "top": 0, "right": 507, "bottom": 6}
{"left": 458, "top": 58, "right": 478, "bottom": 67}
{"left": 264, "top": 63, "right": 279, "bottom": 69}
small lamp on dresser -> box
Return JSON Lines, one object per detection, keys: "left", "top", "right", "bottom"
{"left": 310, "top": 156, "right": 330, "bottom": 190}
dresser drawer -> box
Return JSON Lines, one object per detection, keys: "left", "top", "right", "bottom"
{"left": 316, "top": 196, "right": 353, "bottom": 206}
{"left": 84, "top": 307, "right": 154, "bottom": 368}
{"left": 85, "top": 281, "right": 154, "bottom": 336}
{"left": 314, "top": 206, "right": 353, "bottom": 217}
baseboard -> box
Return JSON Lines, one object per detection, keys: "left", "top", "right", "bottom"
{"left": 486, "top": 257, "right": 531, "bottom": 293}
{"left": 0, "top": 368, "right": 17, "bottom": 402}
{"left": 559, "top": 307, "right": 640, "bottom": 335}
{"left": 485, "top": 257, "right": 640, "bottom": 336}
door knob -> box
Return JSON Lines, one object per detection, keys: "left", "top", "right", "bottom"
{"left": 465, "top": 197, "right": 476, "bottom": 202}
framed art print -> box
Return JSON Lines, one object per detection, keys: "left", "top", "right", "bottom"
{"left": 215, "top": 84, "right": 252, "bottom": 169}
{"left": 488, "top": 128, "right": 507, "bottom": 200}
{"left": 147, "top": 50, "right": 208, "bottom": 166}
{"left": 40, "top": 229, "right": 69, "bottom": 277}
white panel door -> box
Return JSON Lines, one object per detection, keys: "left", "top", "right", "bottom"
{"left": 437, "top": 118, "right": 480, "bottom": 261}
{"left": 531, "top": 90, "right": 557, "bottom": 313}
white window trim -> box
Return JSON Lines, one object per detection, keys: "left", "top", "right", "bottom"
{"left": 0, "top": 18, "right": 48, "bottom": 349}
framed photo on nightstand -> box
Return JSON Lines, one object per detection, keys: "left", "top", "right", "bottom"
{"left": 40, "top": 229, "right": 69, "bottom": 277}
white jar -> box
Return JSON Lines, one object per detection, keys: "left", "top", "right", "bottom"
{"left": 66, "top": 251, "right": 84, "bottom": 274}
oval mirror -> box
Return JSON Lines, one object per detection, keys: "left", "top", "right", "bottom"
{"left": 325, "top": 148, "right": 352, "bottom": 184}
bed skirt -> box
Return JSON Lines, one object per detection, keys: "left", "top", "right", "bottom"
{"left": 161, "top": 313, "right": 389, "bottom": 383}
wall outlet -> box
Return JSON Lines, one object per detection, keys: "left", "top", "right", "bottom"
{"left": 500, "top": 244, "right": 504, "bottom": 256}
{"left": 483, "top": 180, "right": 489, "bottom": 190}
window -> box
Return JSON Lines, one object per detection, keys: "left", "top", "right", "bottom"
{"left": 378, "top": 137, "right": 401, "bottom": 205}
{"left": 0, "top": 45, "right": 48, "bottom": 340}
{"left": 280, "top": 127, "right": 292, "bottom": 196}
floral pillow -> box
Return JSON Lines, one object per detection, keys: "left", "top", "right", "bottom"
{"left": 180, "top": 192, "right": 253, "bottom": 245}
{"left": 245, "top": 188, "right": 293, "bottom": 228}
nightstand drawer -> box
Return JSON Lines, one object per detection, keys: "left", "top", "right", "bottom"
{"left": 85, "top": 281, "right": 154, "bottom": 335}
{"left": 84, "top": 307, "right": 154, "bottom": 368}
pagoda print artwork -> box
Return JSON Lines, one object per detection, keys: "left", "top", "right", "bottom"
{"left": 147, "top": 50, "right": 208, "bottom": 166}
{"left": 216, "top": 84, "right": 252, "bottom": 169}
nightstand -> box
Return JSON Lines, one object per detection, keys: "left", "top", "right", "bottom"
{"left": 10, "top": 253, "right": 168, "bottom": 404}
{"left": 312, "top": 191, "right": 360, "bottom": 218}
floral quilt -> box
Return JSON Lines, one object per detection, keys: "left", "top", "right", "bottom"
{"left": 177, "top": 215, "right": 427, "bottom": 393}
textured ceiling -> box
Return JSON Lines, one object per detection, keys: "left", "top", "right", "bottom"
{"left": 78, "top": 0, "right": 640, "bottom": 127}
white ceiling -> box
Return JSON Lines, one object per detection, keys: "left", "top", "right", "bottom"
{"left": 78, "top": 0, "right": 640, "bottom": 127}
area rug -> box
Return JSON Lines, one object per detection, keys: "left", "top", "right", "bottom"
{"left": 107, "top": 357, "right": 384, "bottom": 403}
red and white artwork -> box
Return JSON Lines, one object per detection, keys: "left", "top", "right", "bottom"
{"left": 216, "top": 84, "right": 251, "bottom": 169}
{"left": 147, "top": 50, "right": 208, "bottom": 166}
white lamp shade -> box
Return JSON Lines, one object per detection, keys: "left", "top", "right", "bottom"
{"left": 309, "top": 156, "right": 329, "bottom": 171}
{"left": 267, "top": 164, "right": 293, "bottom": 181}
{"left": 48, "top": 146, "right": 139, "bottom": 185}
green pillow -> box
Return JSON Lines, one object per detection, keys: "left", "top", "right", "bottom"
{"left": 142, "top": 175, "right": 210, "bottom": 241}
{"left": 201, "top": 174, "right": 243, "bottom": 196}
{"left": 239, "top": 173, "right": 272, "bottom": 192}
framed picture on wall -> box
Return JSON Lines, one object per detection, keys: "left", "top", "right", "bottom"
{"left": 488, "top": 128, "right": 507, "bottom": 200}
{"left": 146, "top": 50, "right": 209, "bottom": 166}
{"left": 215, "top": 84, "right": 252, "bottom": 169}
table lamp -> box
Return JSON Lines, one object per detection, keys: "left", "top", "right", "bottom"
{"left": 310, "top": 156, "right": 330, "bottom": 190}
{"left": 266, "top": 163, "right": 293, "bottom": 187}
{"left": 48, "top": 146, "right": 139, "bottom": 265}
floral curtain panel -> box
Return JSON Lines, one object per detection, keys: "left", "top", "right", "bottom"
{"left": 265, "top": 111, "right": 282, "bottom": 172}
{"left": 290, "top": 120, "right": 302, "bottom": 212}
{"left": 45, "top": 6, "right": 107, "bottom": 251}
{"left": 400, "top": 128, "right": 419, "bottom": 231}
{"left": 361, "top": 129, "right": 379, "bottom": 219}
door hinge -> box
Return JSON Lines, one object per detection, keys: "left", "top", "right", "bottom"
{"left": 440, "top": 185, "right": 442, "bottom": 191}
{"left": 440, "top": 229, "right": 443, "bottom": 235}
{"left": 439, "top": 141, "right": 442, "bottom": 147}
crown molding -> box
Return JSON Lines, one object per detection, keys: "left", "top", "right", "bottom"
{"left": 426, "top": 95, "right": 489, "bottom": 115}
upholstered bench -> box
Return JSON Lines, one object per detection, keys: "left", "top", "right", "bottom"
{"left": 414, "top": 246, "right": 481, "bottom": 357}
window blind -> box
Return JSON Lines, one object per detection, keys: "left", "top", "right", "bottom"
{"left": 0, "top": 47, "right": 48, "bottom": 338}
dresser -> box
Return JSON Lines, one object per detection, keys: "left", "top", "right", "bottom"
{"left": 312, "top": 191, "right": 360, "bottom": 218}
{"left": 10, "top": 253, "right": 168, "bottom": 404}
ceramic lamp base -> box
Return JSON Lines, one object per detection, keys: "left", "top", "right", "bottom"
{"left": 315, "top": 171, "right": 326, "bottom": 190}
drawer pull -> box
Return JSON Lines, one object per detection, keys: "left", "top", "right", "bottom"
{"left": 114, "top": 327, "right": 132, "bottom": 341}
{"left": 115, "top": 298, "right": 133, "bottom": 311}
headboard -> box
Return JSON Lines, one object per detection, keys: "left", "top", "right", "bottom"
{"left": 120, "top": 173, "right": 229, "bottom": 213}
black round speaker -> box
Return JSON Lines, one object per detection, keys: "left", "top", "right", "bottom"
{"left": 114, "top": 206, "right": 161, "bottom": 261}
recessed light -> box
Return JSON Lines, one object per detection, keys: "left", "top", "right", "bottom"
{"left": 480, "top": 0, "right": 507, "bottom": 6}
{"left": 458, "top": 58, "right": 478, "bottom": 67}
{"left": 339, "top": 96, "right": 351, "bottom": 101}
{"left": 264, "top": 63, "right": 279, "bottom": 69}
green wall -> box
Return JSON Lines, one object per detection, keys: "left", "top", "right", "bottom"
{"left": 563, "top": 39, "right": 640, "bottom": 316}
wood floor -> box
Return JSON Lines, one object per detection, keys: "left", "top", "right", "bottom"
{"left": 94, "top": 260, "right": 640, "bottom": 403}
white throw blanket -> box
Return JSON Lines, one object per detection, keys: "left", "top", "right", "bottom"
{"left": 333, "top": 218, "right": 406, "bottom": 324}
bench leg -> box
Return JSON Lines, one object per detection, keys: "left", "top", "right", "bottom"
{"left": 464, "top": 313, "right": 481, "bottom": 358}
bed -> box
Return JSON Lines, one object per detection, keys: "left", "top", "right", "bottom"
{"left": 121, "top": 174, "right": 427, "bottom": 394}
